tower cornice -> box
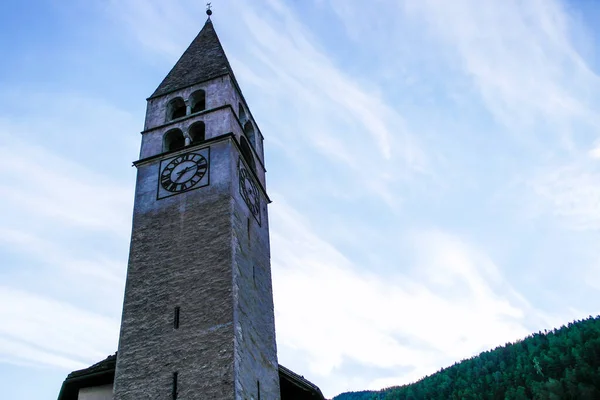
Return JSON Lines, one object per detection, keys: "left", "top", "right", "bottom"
{"left": 146, "top": 74, "right": 265, "bottom": 143}
{"left": 132, "top": 132, "right": 271, "bottom": 203}
{"left": 138, "top": 103, "right": 267, "bottom": 172}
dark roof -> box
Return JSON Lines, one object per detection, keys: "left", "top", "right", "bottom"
{"left": 150, "top": 18, "right": 234, "bottom": 99}
{"left": 67, "top": 353, "right": 117, "bottom": 379}
{"left": 150, "top": 18, "right": 265, "bottom": 142}
{"left": 279, "top": 364, "right": 326, "bottom": 400}
{"left": 57, "top": 354, "right": 116, "bottom": 400}
{"left": 57, "top": 354, "right": 325, "bottom": 400}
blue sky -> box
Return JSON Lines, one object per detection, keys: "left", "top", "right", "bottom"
{"left": 1, "top": 0, "right": 600, "bottom": 398}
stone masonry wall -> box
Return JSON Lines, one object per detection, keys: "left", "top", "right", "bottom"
{"left": 231, "top": 151, "right": 280, "bottom": 400}
{"left": 114, "top": 136, "right": 280, "bottom": 399}
{"left": 114, "top": 139, "right": 236, "bottom": 399}
{"left": 115, "top": 65, "right": 279, "bottom": 399}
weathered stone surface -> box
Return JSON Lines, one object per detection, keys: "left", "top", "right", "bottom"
{"left": 114, "top": 137, "right": 279, "bottom": 399}
{"left": 114, "top": 141, "right": 236, "bottom": 399}
{"left": 232, "top": 154, "right": 280, "bottom": 399}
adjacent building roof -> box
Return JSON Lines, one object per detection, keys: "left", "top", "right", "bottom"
{"left": 57, "top": 354, "right": 116, "bottom": 400}
{"left": 279, "top": 364, "right": 327, "bottom": 399}
{"left": 57, "top": 354, "right": 325, "bottom": 400}
{"left": 150, "top": 18, "right": 234, "bottom": 99}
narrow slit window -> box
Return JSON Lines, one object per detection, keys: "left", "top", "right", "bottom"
{"left": 257, "top": 380, "right": 260, "bottom": 400}
{"left": 173, "top": 306, "right": 180, "bottom": 329}
{"left": 172, "top": 372, "right": 178, "bottom": 400}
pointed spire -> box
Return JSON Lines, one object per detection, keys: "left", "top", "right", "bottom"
{"left": 150, "top": 18, "right": 233, "bottom": 99}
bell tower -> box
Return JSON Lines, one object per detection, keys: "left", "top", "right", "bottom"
{"left": 113, "top": 16, "right": 280, "bottom": 400}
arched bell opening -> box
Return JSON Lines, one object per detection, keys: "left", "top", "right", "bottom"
{"left": 238, "top": 103, "right": 247, "bottom": 124}
{"left": 166, "top": 97, "right": 186, "bottom": 121}
{"left": 190, "top": 90, "right": 206, "bottom": 114}
{"left": 240, "top": 135, "right": 256, "bottom": 172}
{"left": 164, "top": 129, "right": 185, "bottom": 152}
{"left": 243, "top": 121, "right": 256, "bottom": 148}
{"left": 188, "top": 121, "right": 205, "bottom": 145}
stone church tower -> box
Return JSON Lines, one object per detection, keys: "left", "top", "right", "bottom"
{"left": 112, "top": 17, "right": 280, "bottom": 399}
{"left": 57, "top": 14, "right": 324, "bottom": 400}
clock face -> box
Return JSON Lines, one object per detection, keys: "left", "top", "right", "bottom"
{"left": 239, "top": 164, "right": 260, "bottom": 220}
{"left": 160, "top": 152, "right": 208, "bottom": 193}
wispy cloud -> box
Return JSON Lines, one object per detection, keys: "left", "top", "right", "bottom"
{"left": 0, "top": 143, "right": 132, "bottom": 236}
{"left": 0, "top": 227, "right": 123, "bottom": 284}
{"left": 0, "top": 287, "right": 118, "bottom": 370}
{"left": 106, "top": 0, "right": 205, "bottom": 59}
{"left": 0, "top": 90, "right": 131, "bottom": 374}
{"left": 233, "top": 0, "right": 431, "bottom": 202}
{"left": 527, "top": 160, "right": 600, "bottom": 231}
{"left": 270, "top": 199, "right": 547, "bottom": 396}
{"left": 0, "top": 91, "right": 136, "bottom": 237}
{"left": 590, "top": 142, "right": 600, "bottom": 159}
{"left": 402, "top": 0, "right": 600, "bottom": 138}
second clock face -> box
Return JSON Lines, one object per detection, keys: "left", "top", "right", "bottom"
{"left": 239, "top": 162, "right": 261, "bottom": 224}
{"left": 160, "top": 152, "right": 208, "bottom": 193}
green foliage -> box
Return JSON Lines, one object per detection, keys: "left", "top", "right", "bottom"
{"left": 333, "top": 315, "right": 600, "bottom": 400}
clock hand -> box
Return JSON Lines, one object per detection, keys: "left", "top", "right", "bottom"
{"left": 174, "top": 165, "right": 196, "bottom": 182}
{"left": 176, "top": 165, "right": 194, "bottom": 177}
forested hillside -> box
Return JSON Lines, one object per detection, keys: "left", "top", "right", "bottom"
{"left": 334, "top": 315, "right": 600, "bottom": 400}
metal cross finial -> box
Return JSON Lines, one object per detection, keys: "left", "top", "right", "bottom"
{"left": 206, "top": 2, "right": 213, "bottom": 16}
